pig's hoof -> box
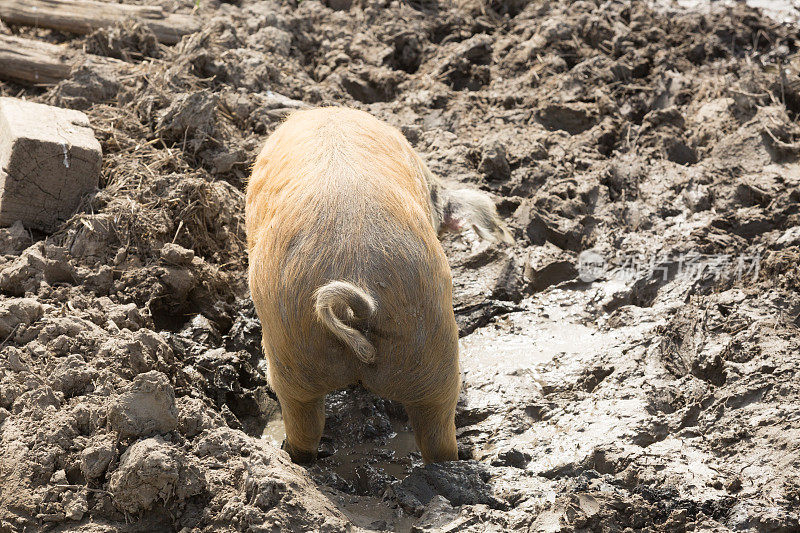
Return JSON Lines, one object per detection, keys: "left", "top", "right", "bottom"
{"left": 281, "top": 439, "right": 317, "bottom": 464}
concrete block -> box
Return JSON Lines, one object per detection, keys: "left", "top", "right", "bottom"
{"left": 0, "top": 97, "right": 101, "bottom": 232}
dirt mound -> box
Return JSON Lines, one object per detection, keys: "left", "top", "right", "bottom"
{"left": 2, "top": 0, "right": 800, "bottom": 531}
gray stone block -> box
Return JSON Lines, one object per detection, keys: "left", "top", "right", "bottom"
{"left": 0, "top": 97, "right": 101, "bottom": 232}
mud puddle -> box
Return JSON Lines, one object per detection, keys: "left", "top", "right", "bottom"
{"left": 328, "top": 494, "right": 417, "bottom": 533}
{"left": 320, "top": 423, "right": 419, "bottom": 481}
{"left": 261, "top": 398, "right": 421, "bottom": 530}
{"left": 261, "top": 413, "right": 286, "bottom": 448}
{"left": 264, "top": 415, "right": 419, "bottom": 480}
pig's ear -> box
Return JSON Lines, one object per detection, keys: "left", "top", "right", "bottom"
{"left": 440, "top": 188, "right": 514, "bottom": 244}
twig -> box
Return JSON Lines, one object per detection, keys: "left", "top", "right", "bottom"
{"left": 52, "top": 484, "right": 111, "bottom": 495}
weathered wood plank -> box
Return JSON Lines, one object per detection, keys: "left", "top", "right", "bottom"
{"left": 0, "top": 0, "right": 200, "bottom": 45}
{"left": 0, "top": 35, "right": 72, "bottom": 85}
{"left": 0, "top": 97, "right": 102, "bottom": 232}
{"left": 0, "top": 35, "right": 122, "bottom": 86}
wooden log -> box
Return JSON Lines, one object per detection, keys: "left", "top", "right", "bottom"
{"left": 0, "top": 97, "right": 102, "bottom": 232}
{"left": 0, "top": 34, "right": 122, "bottom": 86}
{"left": 0, "top": 35, "right": 72, "bottom": 85}
{"left": 0, "top": 0, "right": 200, "bottom": 45}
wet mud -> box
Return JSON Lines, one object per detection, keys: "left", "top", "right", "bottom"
{"left": 2, "top": 0, "right": 800, "bottom": 531}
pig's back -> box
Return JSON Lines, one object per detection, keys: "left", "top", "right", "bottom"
{"left": 246, "top": 108, "right": 456, "bottom": 377}
{"left": 246, "top": 107, "right": 435, "bottom": 244}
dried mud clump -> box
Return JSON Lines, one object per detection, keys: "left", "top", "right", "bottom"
{"left": 107, "top": 371, "right": 179, "bottom": 439}
{"left": 2, "top": 0, "right": 800, "bottom": 531}
{"left": 83, "top": 21, "right": 163, "bottom": 62}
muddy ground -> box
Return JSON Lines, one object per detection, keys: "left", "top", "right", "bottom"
{"left": 1, "top": 0, "right": 800, "bottom": 531}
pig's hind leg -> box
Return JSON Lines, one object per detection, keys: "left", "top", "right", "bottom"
{"left": 277, "top": 392, "right": 325, "bottom": 464}
{"left": 382, "top": 333, "right": 461, "bottom": 464}
{"left": 405, "top": 394, "right": 459, "bottom": 464}
{"left": 267, "top": 359, "right": 326, "bottom": 463}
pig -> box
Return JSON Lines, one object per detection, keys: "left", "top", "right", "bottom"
{"left": 245, "top": 107, "right": 512, "bottom": 464}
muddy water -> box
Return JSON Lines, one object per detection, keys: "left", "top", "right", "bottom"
{"left": 263, "top": 410, "right": 420, "bottom": 530}
{"left": 263, "top": 409, "right": 419, "bottom": 478}
{"left": 327, "top": 422, "right": 419, "bottom": 481}
{"left": 261, "top": 415, "right": 286, "bottom": 448}
{"left": 333, "top": 496, "right": 417, "bottom": 533}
